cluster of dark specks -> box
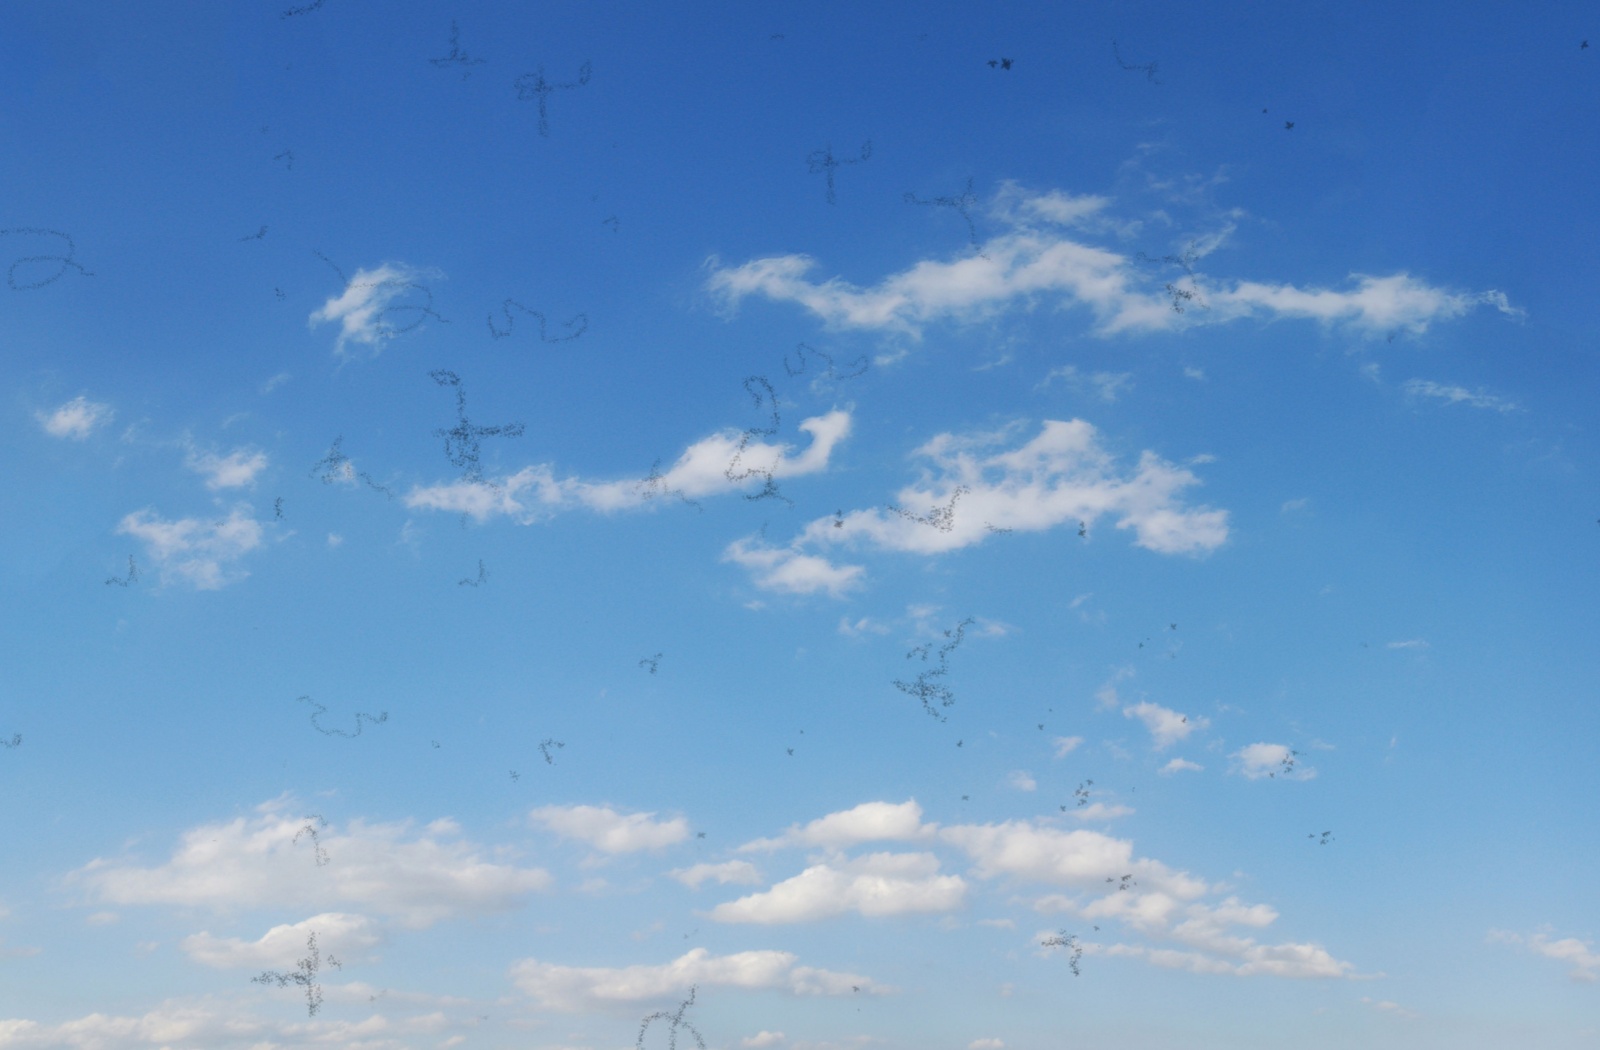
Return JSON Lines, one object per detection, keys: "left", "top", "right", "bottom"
{"left": 894, "top": 617, "right": 976, "bottom": 721}
{"left": 252, "top": 932, "right": 340, "bottom": 1016}
{"left": 296, "top": 695, "right": 388, "bottom": 738}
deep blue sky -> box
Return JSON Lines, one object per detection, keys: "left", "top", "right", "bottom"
{"left": 2, "top": 2, "right": 1597, "bottom": 1049}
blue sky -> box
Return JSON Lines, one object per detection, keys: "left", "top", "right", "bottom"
{"left": 2, "top": 1, "right": 1598, "bottom": 1048}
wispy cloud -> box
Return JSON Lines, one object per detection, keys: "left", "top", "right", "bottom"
{"left": 37, "top": 396, "right": 113, "bottom": 440}
{"left": 1402, "top": 379, "right": 1519, "bottom": 413}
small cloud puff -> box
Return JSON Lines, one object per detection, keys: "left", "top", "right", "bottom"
{"left": 1159, "top": 758, "right": 1203, "bottom": 775}
{"left": 1007, "top": 771, "right": 1038, "bottom": 792}
{"left": 37, "top": 396, "right": 113, "bottom": 440}
{"left": 1123, "top": 702, "right": 1207, "bottom": 750}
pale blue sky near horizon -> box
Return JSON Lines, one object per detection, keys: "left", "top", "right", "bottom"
{"left": 1, "top": 2, "right": 1597, "bottom": 1048}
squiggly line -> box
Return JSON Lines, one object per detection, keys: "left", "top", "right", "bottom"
{"left": 296, "top": 695, "right": 387, "bottom": 738}
{"left": 487, "top": 300, "right": 588, "bottom": 342}
{"left": 1, "top": 228, "right": 93, "bottom": 290}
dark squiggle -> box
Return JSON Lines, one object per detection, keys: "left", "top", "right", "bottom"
{"left": 429, "top": 370, "right": 525, "bottom": 483}
{"left": 514, "top": 62, "right": 592, "bottom": 137}
{"left": 539, "top": 738, "right": 565, "bottom": 764}
{"left": 782, "top": 343, "right": 867, "bottom": 381}
{"left": 636, "top": 985, "right": 707, "bottom": 1050}
{"left": 296, "top": 695, "right": 388, "bottom": 738}
{"left": 807, "top": 141, "right": 873, "bottom": 204}
{"left": 724, "top": 376, "right": 791, "bottom": 505}
{"left": 487, "top": 299, "right": 587, "bottom": 343}
{"left": 293, "top": 816, "right": 329, "bottom": 866}
{"left": 1, "top": 228, "right": 93, "bottom": 291}
{"left": 310, "top": 436, "right": 394, "bottom": 498}
{"left": 1040, "top": 930, "right": 1083, "bottom": 976}
{"left": 105, "top": 555, "right": 140, "bottom": 587}
{"left": 904, "top": 177, "right": 979, "bottom": 248}
{"left": 893, "top": 617, "right": 976, "bottom": 721}
{"left": 252, "top": 932, "right": 341, "bottom": 1016}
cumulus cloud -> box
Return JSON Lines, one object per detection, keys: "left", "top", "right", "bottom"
{"left": 184, "top": 445, "right": 269, "bottom": 490}
{"left": 740, "top": 800, "right": 931, "bottom": 852}
{"left": 743, "top": 1032, "right": 787, "bottom": 1048}
{"left": 1488, "top": 928, "right": 1600, "bottom": 981}
{"left": 1122, "top": 702, "right": 1208, "bottom": 750}
{"left": 405, "top": 410, "right": 851, "bottom": 524}
{"left": 709, "top": 852, "right": 966, "bottom": 924}
{"left": 729, "top": 419, "right": 1226, "bottom": 597}
{"left": 721, "top": 800, "right": 1355, "bottom": 982}
{"left": 530, "top": 805, "right": 689, "bottom": 854}
{"left": 1007, "top": 771, "right": 1038, "bottom": 792}
{"left": 669, "top": 861, "right": 764, "bottom": 890}
{"left": 36, "top": 396, "right": 113, "bottom": 439}
{"left": 69, "top": 798, "right": 551, "bottom": 928}
{"left": 508, "top": 947, "right": 886, "bottom": 1011}
{"left": 1231, "top": 743, "right": 1314, "bottom": 781}
{"left": 309, "top": 262, "right": 444, "bottom": 356}
{"left": 706, "top": 186, "right": 1518, "bottom": 341}
{"left": 1401, "top": 379, "right": 1518, "bottom": 413}
{"left": 1159, "top": 758, "right": 1203, "bottom": 775}
{"left": 180, "top": 912, "right": 381, "bottom": 969}
{"left": 116, "top": 505, "right": 265, "bottom": 589}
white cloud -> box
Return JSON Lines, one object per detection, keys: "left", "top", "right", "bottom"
{"left": 1402, "top": 379, "right": 1518, "bottom": 412}
{"left": 669, "top": 861, "right": 763, "bottom": 890}
{"left": 1159, "top": 758, "right": 1203, "bottom": 775}
{"left": 837, "top": 616, "right": 891, "bottom": 637}
{"left": 184, "top": 445, "right": 269, "bottom": 490}
{"left": 180, "top": 912, "right": 381, "bottom": 969}
{"left": 1489, "top": 928, "right": 1600, "bottom": 981}
{"left": 723, "top": 539, "right": 865, "bottom": 598}
{"left": 740, "top": 800, "right": 931, "bottom": 852}
{"left": 508, "top": 947, "right": 886, "bottom": 1011}
{"left": 530, "top": 805, "right": 689, "bottom": 854}
{"left": 1052, "top": 736, "right": 1084, "bottom": 758}
{"left": 1122, "top": 702, "right": 1208, "bottom": 750}
{"left": 1230, "top": 743, "right": 1314, "bottom": 781}
{"left": 309, "top": 262, "right": 443, "bottom": 356}
{"left": 259, "top": 372, "right": 292, "bottom": 394}
{"left": 69, "top": 798, "right": 551, "bottom": 928}
{"left": 1280, "top": 497, "right": 1310, "bottom": 513}
{"left": 706, "top": 186, "right": 1518, "bottom": 341}
{"left": 37, "top": 396, "right": 113, "bottom": 439}
{"left": 405, "top": 410, "right": 851, "bottom": 523}
{"left": 969, "top": 1040, "right": 1005, "bottom": 1050}
{"left": 727, "top": 419, "right": 1226, "bottom": 598}
{"left": 1386, "top": 639, "right": 1429, "bottom": 650}
{"left": 710, "top": 852, "right": 966, "bottom": 924}
{"left": 1361, "top": 996, "right": 1418, "bottom": 1018}
{"left": 1007, "top": 771, "right": 1037, "bottom": 792}
{"left": 743, "top": 1032, "right": 787, "bottom": 1048}
{"left": 115, "top": 505, "right": 265, "bottom": 589}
